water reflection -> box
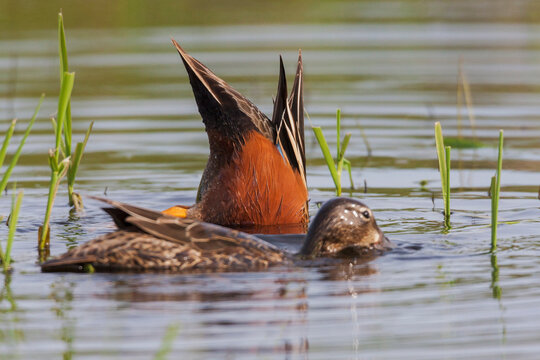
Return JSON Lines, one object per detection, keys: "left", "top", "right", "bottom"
{"left": 0, "top": 275, "right": 16, "bottom": 313}
{"left": 490, "top": 252, "right": 507, "bottom": 348}
{"left": 89, "top": 272, "right": 313, "bottom": 358}
{"left": 58, "top": 211, "right": 86, "bottom": 250}
{"left": 2, "top": 0, "right": 540, "bottom": 358}
{"left": 49, "top": 278, "right": 76, "bottom": 360}
{"left": 490, "top": 252, "right": 501, "bottom": 300}
{"left": 0, "top": 274, "right": 24, "bottom": 352}
{"left": 318, "top": 259, "right": 378, "bottom": 282}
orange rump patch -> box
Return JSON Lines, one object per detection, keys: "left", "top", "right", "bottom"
{"left": 162, "top": 205, "right": 189, "bottom": 218}
{"left": 200, "top": 131, "right": 308, "bottom": 226}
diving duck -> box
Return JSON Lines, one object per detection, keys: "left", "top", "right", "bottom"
{"left": 41, "top": 197, "right": 390, "bottom": 273}
{"left": 162, "top": 40, "right": 308, "bottom": 228}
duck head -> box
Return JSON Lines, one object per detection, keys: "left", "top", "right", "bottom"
{"left": 299, "top": 198, "right": 391, "bottom": 258}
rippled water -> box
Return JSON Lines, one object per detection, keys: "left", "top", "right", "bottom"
{"left": 1, "top": 1, "right": 540, "bottom": 359}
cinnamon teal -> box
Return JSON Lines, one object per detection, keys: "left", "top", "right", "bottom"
{"left": 41, "top": 197, "right": 390, "bottom": 273}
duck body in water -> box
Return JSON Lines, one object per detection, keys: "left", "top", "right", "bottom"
{"left": 41, "top": 197, "right": 390, "bottom": 273}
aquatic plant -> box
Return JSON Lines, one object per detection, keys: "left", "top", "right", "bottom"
{"left": 40, "top": 72, "right": 74, "bottom": 249}
{"left": 57, "top": 12, "right": 94, "bottom": 209}
{"left": 490, "top": 130, "right": 503, "bottom": 252}
{"left": 434, "top": 122, "right": 451, "bottom": 227}
{"left": 40, "top": 12, "right": 93, "bottom": 250}
{"left": 0, "top": 186, "right": 23, "bottom": 273}
{"left": 0, "top": 95, "right": 44, "bottom": 195}
{"left": 312, "top": 109, "right": 354, "bottom": 196}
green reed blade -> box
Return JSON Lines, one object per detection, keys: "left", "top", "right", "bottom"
{"left": 445, "top": 145, "right": 451, "bottom": 227}
{"left": 490, "top": 175, "right": 497, "bottom": 251}
{"left": 0, "top": 94, "right": 44, "bottom": 196}
{"left": 58, "top": 12, "right": 72, "bottom": 157}
{"left": 496, "top": 130, "right": 503, "bottom": 194}
{"left": 336, "top": 109, "right": 341, "bottom": 159}
{"left": 343, "top": 158, "right": 354, "bottom": 189}
{"left": 4, "top": 190, "right": 23, "bottom": 270}
{"left": 68, "top": 121, "right": 93, "bottom": 184}
{"left": 434, "top": 122, "right": 449, "bottom": 215}
{"left": 0, "top": 119, "right": 17, "bottom": 168}
{"left": 40, "top": 156, "right": 71, "bottom": 247}
{"left": 40, "top": 170, "right": 58, "bottom": 248}
{"left": 312, "top": 126, "right": 340, "bottom": 194}
{"left": 55, "top": 72, "right": 75, "bottom": 163}
{"left": 58, "top": 12, "right": 68, "bottom": 81}
{"left": 68, "top": 121, "right": 93, "bottom": 207}
{"left": 336, "top": 133, "right": 351, "bottom": 191}
{"left": 340, "top": 133, "right": 351, "bottom": 161}
{"left": 491, "top": 130, "right": 504, "bottom": 252}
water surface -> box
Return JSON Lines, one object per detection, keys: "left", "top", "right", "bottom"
{"left": 1, "top": 1, "right": 540, "bottom": 359}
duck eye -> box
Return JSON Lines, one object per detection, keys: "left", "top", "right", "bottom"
{"left": 362, "top": 211, "right": 370, "bottom": 219}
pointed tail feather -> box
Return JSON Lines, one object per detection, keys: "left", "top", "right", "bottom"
{"left": 271, "top": 56, "right": 288, "bottom": 141}
{"left": 288, "top": 51, "right": 305, "bottom": 175}
{"left": 171, "top": 39, "right": 274, "bottom": 143}
{"left": 272, "top": 51, "right": 306, "bottom": 187}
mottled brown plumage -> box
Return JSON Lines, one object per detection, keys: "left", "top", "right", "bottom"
{"left": 42, "top": 197, "right": 288, "bottom": 273}
{"left": 41, "top": 197, "right": 390, "bottom": 273}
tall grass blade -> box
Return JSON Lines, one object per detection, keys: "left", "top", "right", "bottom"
{"left": 343, "top": 159, "right": 354, "bottom": 189}
{"left": 336, "top": 109, "right": 341, "bottom": 158}
{"left": 339, "top": 133, "right": 351, "bottom": 160}
{"left": 444, "top": 145, "right": 451, "bottom": 227}
{"left": 54, "top": 72, "right": 75, "bottom": 163}
{"left": 4, "top": 189, "right": 23, "bottom": 271}
{"left": 40, "top": 156, "right": 70, "bottom": 248}
{"left": 312, "top": 109, "right": 354, "bottom": 196}
{"left": 434, "top": 122, "right": 448, "bottom": 214}
{"left": 336, "top": 132, "right": 352, "bottom": 193}
{"left": 312, "top": 126, "right": 340, "bottom": 193}
{"left": 58, "top": 11, "right": 72, "bottom": 157}
{"left": 58, "top": 12, "right": 69, "bottom": 81}
{"left": 0, "top": 94, "right": 44, "bottom": 195}
{"left": 0, "top": 119, "right": 17, "bottom": 168}
{"left": 491, "top": 130, "right": 504, "bottom": 252}
{"left": 67, "top": 121, "right": 94, "bottom": 208}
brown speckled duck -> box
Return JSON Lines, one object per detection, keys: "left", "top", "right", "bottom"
{"left": 41, "top": 197, "right": 390, "bottom": 273}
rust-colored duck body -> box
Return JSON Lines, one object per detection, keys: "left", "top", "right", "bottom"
{"left": 164, "top": 40, "right": 308, "bottom": 228}
{"left": 41, "top": 197, "right": 390, "bottom": 273}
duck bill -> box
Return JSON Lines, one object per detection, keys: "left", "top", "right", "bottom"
{"left": 376, "top": 229, "right": 393, "bottom": 251}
